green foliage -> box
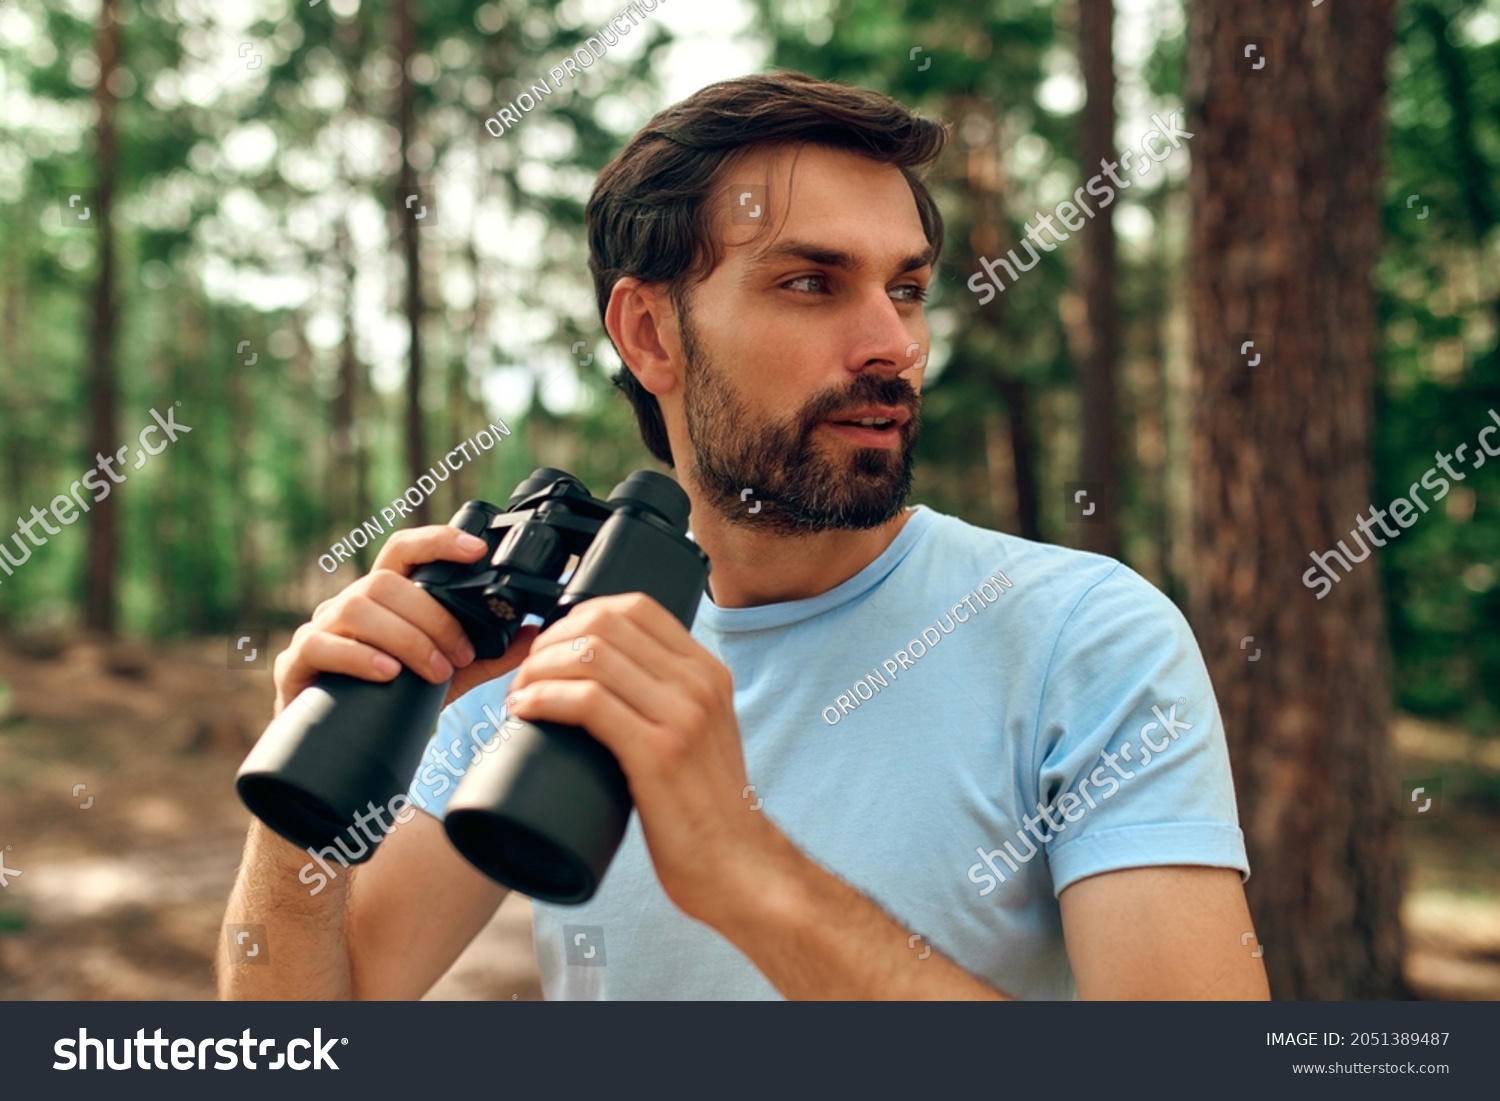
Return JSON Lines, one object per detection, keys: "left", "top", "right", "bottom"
{"left": 1377, "top": 0, "right": 1500, "bottom": 729}
{"left": 0, "top": 0, "right": 674, "bottom": 634}
{"left": 0, "top": 0, "right": 1494, "bottom": 739}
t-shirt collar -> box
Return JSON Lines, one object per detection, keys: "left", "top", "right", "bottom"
{"left": 693, "top": 505, "right": 936, "bottom": 633}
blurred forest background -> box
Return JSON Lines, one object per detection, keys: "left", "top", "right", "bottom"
{"left": 0, "top": 0, "right": 1497, "bottom": 1001}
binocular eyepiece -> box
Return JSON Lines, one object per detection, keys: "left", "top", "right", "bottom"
{"left": 236, "top": 467, "right": 710, "bottom": 903}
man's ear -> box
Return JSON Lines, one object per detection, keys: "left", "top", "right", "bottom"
{"left": 605, "top": 277, "right": 680, "bottom": 398}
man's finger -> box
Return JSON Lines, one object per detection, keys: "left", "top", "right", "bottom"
{"left": 330, "top": 594, "right": 459, "bottom": 684}
{"left": 510, "top": 616, "right": 673, "bottom": 725}
{"left": 371, "top": 524, "right": 490, "bottom": 576}
{"left": 506, "top": 678, "right": 668, "bottom": 782}
{"left": 363, "top": 569, "right": 477, "bottom": 670}
{"left": 295, "top": 633, "right": 404, "bottom": 687}
{"left": 533, "top": 591, "right": 699, "bottom": 661}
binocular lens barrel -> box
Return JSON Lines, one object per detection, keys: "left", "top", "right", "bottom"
{"left": 442, "top": 718, "right": 631, "bottom": 902}
{"left": 235, "top": 668, "right": 449, "bottom": 856}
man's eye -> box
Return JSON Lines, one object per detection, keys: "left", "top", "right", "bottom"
{"left": 892, "top": 284, "right": 929, "bottom": 303}
{"left": 783, "top": 274, "right": 829, "bottom": 293}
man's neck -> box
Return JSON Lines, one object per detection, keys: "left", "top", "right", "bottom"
{"left": 690, "top": 506, "right": 915, "bottom": 609}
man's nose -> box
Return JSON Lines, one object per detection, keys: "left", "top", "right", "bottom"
{"left": 850, "top": 295, "right": 923, "bottom": 378}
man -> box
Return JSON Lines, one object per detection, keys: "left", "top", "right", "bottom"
{"left": 220, "top": 72, "right": 1268, "bottom": 1001}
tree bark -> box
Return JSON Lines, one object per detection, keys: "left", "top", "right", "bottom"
{"left": 225, "top": 306, "right": 260, "bottom": 623}
{"left": 0, "top": 216, "right": 25, "bottom": 625}
{"left": 333, "top": 217, "right": 368, "bottom": 567}
{"left": 956, "top": 95, "right": 1041, "bottom": 540}
{"left": 84, "top": 0, "right": 121, "bottom": 634}
{"left": 1077, "top": 0, "right": 1121, "bottom": 557}
{"left": 395, "top": 0, "right": 428, "bottom": 524}
{"left": 1187, "top": 0, "right": 1406, "bottom": 998}
{"left": 454, "top": 160, "right": 493, "bottom": 511}
{"left": 1140, "top": 182, "right": 1180, "bottom": 605}
{"left": 997, "top": 376, "right": 1040, "bottom": 541}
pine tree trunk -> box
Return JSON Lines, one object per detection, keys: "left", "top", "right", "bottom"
{"left": 0, "top": 223, "right": 24, "bottom": 625}
{"left": 224, "top": 304, "right": 259, "bottom": 622}
{"left": 956, "top": 94, "right": 1041, "bottom": 541}
{"left": 395, "top": 0, "right": 428, "bottom": 525}
{"left": 1077, "top": 0, "right": 1121, "bottom": 557}
{"left": 1186, "top": 0, "right": 1406, "bottom": 998}
{"left": 1140, "top": 182, "right": 1179, "bottom": 605}
{"left": 84, "top": 0, "right": 121, "bottom": 635}
{"left": 998, "top": 376, "right": 1040, "bottom": 541}
{"left": 333, "top": 217, "right": 368, "bottom": 566}
{"left": 454, "top": 161, "right": 492, "bottom": 511}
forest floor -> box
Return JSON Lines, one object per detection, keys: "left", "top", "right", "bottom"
{"left": 0, "top": 629, "right": 1496, "bottom": 1001}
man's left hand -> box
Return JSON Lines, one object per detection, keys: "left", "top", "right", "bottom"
{"left": 503, "top": 592, "right": 786, "bottom": 928}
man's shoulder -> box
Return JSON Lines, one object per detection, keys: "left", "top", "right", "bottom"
{"left": 912, "top": 506, "right": 1168, "bottom": 619}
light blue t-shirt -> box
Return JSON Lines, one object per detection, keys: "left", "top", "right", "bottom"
{"left": 408, "top": 505, "right": 1249, "bottom": 999}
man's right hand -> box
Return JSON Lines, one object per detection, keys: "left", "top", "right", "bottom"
{"left": 224, "top": 524, "right": 529, "bottom": 1001}
{"left": 272, "top": 525, "right": 539, "bottom": 716}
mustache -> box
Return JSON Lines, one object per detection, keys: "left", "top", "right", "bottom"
{"left": 798, "top": 375, "right": 922, "bottom": 433}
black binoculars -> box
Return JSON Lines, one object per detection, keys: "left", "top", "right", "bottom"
{"left": 236, "top": 467, "right": 711, "bottom": 903}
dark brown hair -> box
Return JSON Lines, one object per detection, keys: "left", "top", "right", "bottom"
{"left": 586, "top": 70, "right": 948, "bottom": 465}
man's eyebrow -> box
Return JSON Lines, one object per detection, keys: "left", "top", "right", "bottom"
{"left": 745, "top": 240, "right": 935, "bottom": 275}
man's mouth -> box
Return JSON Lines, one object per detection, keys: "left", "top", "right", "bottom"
{"left": 823, "top": 406, "right": 912, "bottom": 429}
{"left": 820, "top": 406, "right": 911, "bottom": 447}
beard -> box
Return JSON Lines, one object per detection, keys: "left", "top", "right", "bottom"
{"left": 678, "top": 303, "right": 922, "bottom": 534}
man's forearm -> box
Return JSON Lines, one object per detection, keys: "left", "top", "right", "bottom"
{"left": 218, "top": 820, "right": 353, "bottom": 1000}
{"left": 711, "top": 828, "right": 1011, "bottom": 1000}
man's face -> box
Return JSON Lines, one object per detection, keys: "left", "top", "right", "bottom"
{"left": 671, "top": 144, "right": 932, "bottom": 533}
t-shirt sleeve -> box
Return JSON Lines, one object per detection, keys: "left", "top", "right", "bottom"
{"left": 1032, "top": 563, "right": 1250, "bottom": 896}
